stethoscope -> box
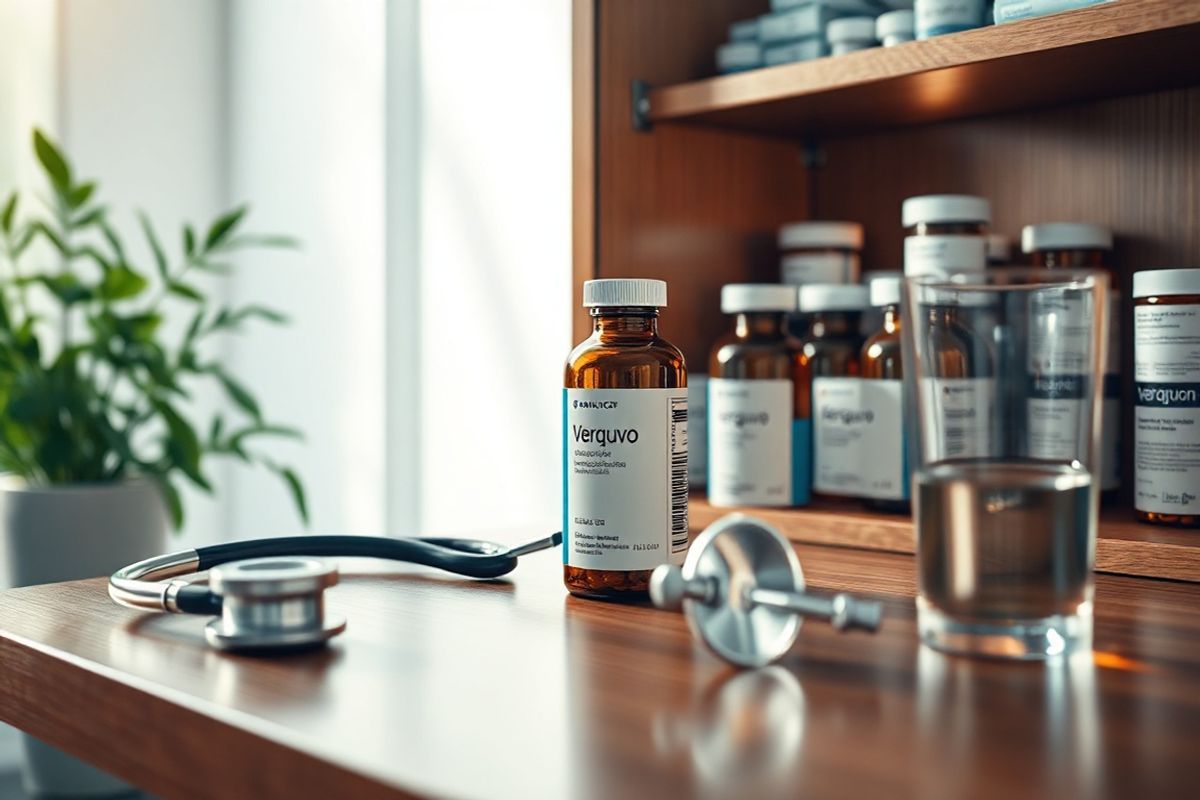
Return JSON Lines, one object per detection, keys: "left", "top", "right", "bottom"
{"left": 109, "top": 533, "right": 563, "bottom": 651}
{"left": 109, "top": 516, "right": 883, "bottom": 666}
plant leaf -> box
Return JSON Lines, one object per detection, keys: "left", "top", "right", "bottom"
{"left": 154, "top": 476, "right": 184, "bottom": 529}
{"left": 183, "top": 225, "right": 196, "bottom": 257}
{"left": 29, "top": 221, "right": 68, "bottom": 255}
{"left": 214, "top": 369, "right": 261, "bottom": 420}
{"left": 167, "top": 281, "right": 204, "bottom": 302}
{"left": 98, "top": 265, "right": 148, "bottom": 300}
{"left": 33, "top": 129, "right": 71, "bottom": 192}
{"left": 33, "top": 273, "right": 92, "bottom": 305}
{"left": 1, "top": 192, "right": 16, "bottom": 233}
{"left": 204, "top": 206, "right": 247, "bottom": 251}
{"left": 137, "top": 212, "right": 168, "bottom": 279}
{"left": 266, "top": 462, "right": 309, "bottom": 525}
{"left": 67, "top": 181, "right": 96, "bottom": 209}
{"left": 227, "top": 233, "right": 301, "bottom": 249}
{"left": 72, "top": 206, "right": 106, "bottom": 228}
{"left": 100, "top": 221, "right": 126, "bottom": 264}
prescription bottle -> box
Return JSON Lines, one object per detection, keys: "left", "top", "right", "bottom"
{"left": 708, "top": 284, "right": 808, "bottom": 509}
{"left": 1023, "top": 223, "right": 1120, "bottom": 500}
{"left": 904, "top": 194, "right": 995, "bottom": 460}
{"left": 800, "top": 284, "right": 868, "bottom": 499}
{"left": 563, "top": 279, "right": 689, "bottom": 599}
{"left": 860, "top": 275, "right": 910, "bottom": 513}
{"left": 779, "top": 221, "right": 864, "bottom": 286}
{"left": 1132, "top": 268, "right": 1200, "bottom": 528}
{"left": 903, "top": 194, "right": 990, "bottom": 278}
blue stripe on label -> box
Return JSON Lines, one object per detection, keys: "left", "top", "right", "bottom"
{"left": 562, "top": 388, "right": 568, "bottom": 565}
{"left": 792, "top": 418, "right": 812, "bottom": 506}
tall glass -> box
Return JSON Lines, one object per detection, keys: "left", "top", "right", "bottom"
{"left": 902, "top": 270, "right": 1109, "bottom": 659}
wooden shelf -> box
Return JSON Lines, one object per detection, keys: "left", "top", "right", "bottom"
{"left": 647, "top": 0, "right": 1200, "bottom": 136}
{"left": 690, "top": 493, "right": 1200, "bottom": 583}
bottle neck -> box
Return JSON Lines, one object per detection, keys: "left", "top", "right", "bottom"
{"left": 591, "top": 306, "right": 659, "bottom": 339}
{"left": 810, "top": 310, "right": 860, "bottom": 337}
{"left": 882, "top": 305, "right": 901, "bottom": 334}
{"left": 735, "top": 311, "right": 787, "bottom": 338}
{"left": 927, "top": 305, "right": 956, "bottom": 325}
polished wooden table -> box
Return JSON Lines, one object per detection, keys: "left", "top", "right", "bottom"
{"left": 0, "top": 537, "right": 1197, "bottom": 799}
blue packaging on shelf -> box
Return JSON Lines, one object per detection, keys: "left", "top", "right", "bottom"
{"left": 993, "top": 0, "right": 1112, "bottom": 24}
{"left": 914, "top": 0, "right": 987, "bottom": 38}
{"left": 729, "top": 18, "right": 760, "bottom": 41}
{"left": 717, "top": 41, "right": 764, "bottom": 73}
{"left": 760, "top": 1, "right": 883, "bottom": 44}
{"left": 763, "top": 37, "right": 828, "bottom": 67}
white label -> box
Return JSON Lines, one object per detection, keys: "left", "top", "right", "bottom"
{"left": 708, "top": 378, "right": 795, "bottom": 507}
{"left": 564, "top": 388, "right": 687, "bottom": 570}
{"left": 1134, "top": 304, "right": 1200, "bottom": 515}
{"left": 1026, "top": 292, "right": 1120, "bottom": 489}
{"left": 904, "top": 235, "right": 985, "bottom": 278}
{"left": 813, "top": 378, "right": 907, "bottom": 499}
{"left": 920, "top": 377, "right": 996, "bottom": 460}
{"left": 688, "top": 375, "right": 708, "bottom": 486}
{"left": 781, "top": 252, "right": 860, "bottom": 285}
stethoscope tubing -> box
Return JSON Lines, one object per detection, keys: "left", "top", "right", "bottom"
{"left": 109, "top": 532, "right": 563, "bottom": 616}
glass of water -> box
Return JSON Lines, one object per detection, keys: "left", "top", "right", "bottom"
{"left": 902, "top": 269, "right": 1110, "bottom": 659}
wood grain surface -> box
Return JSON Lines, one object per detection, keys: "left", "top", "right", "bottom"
{"left": 647, "top": 0, "right": 1200, "bottom": 136}
{"left": 0, "top": 536, "right": 1198, "bottom": 799}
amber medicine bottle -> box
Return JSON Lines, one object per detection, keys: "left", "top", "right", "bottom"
{"left": 800, "top": 284, "right": 868, "bottom": 499}
{"left": 1133, "top": 268, "right": 1200, "bottom": 528}
{"left": 708, "top": 284, "right": 808, "bottom": 508}
{"left": 563, "top": 279, "right": 688, "bottom": 599}
{"left": 1023, "top": 223, "right": 1120, "bottom": 501}
{"left": 903, "top": 194, "right": 996, "bottom": 459}
{"left": 860, "top": 275, "right": 910, "bottom": 512}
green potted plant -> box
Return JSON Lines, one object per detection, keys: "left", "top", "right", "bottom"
{"left": 0, "top": 129, "right": 306, "bottom": 797}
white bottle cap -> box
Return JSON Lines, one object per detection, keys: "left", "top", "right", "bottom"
{"left": 721, "top": 284, "right": 798, "bottom": 313}
{"left": 1132, "top": 268, "right": 1200, "bottom": 299}
{"left": 827, "top": 17, "right": 876, "bottom": 44}
{"left": 1021, "top": 222, "right": 1112, "bottom": 253}
{"left": 876, "top": 9, "right": 914, "bottom": 40}
{"left": 778, "top": 221, "right": 864, "bottom": 251}
{"left": 902, "top": 194, "right": 991, "bottom": 227}
{"left": 986, "top": 233, "right": 1011, "bottom": 263}
{"left": 582, "top": 278, "right": 667, "bottom": 307}
{"left": 798, "top": 283, "right": 869, "bottom": 312}
{"left": 869, "top": 275, "right": 902, "bottom": 307}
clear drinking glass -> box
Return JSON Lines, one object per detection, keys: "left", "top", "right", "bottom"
{"left": 902, "top": 269, "right": 1109, "bottom": 659}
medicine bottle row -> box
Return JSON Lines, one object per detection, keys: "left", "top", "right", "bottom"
{"left": 688, "top": 196, "right": 1199, "bottom": 527}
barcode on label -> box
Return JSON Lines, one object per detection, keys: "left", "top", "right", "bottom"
{"left": 669, "top": 396, "right": 689, "bottom": 553}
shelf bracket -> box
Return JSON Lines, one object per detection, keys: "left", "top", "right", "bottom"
{"left": 802, "top": 137, "right": 826, "bottom": 169}
{"left": 631, "top": 79, "right": 652, "bottom": 132}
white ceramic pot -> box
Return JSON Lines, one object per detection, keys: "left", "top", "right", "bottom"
{"left": 0, "top": 478, "right": 167, "bottom": 798}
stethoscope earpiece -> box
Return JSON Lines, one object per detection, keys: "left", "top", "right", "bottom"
{"left": 651, "top": 514, "right": 883, "bottom": 667}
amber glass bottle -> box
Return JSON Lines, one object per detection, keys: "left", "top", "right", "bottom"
{"left": 1023, "top": 223, "right": 1120, "bottom": 503}
{"left": 860, "top": 276, "right": 910, "bottom": 513}
{"left": 563, "top": 279, "right": 688, "bottom": 600}
{"left": 1132, "top": 269, "right": 1200, "bottom": 528}
{"left": 799, "top": 284, "right": 868, "bottom": 500}
{"left": 708, "top": 284, "right": 808, "bottom": 508}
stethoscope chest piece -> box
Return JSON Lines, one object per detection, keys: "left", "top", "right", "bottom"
{"left": 204, "top": 557, "right": 346, "bottom": 652}
{"left": 651, "top": 514, "right": 883, "bottom": 668}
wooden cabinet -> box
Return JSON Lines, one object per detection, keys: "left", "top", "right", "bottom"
{"left": 572, "top": 0, "right": 1200, "bottom": 581}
